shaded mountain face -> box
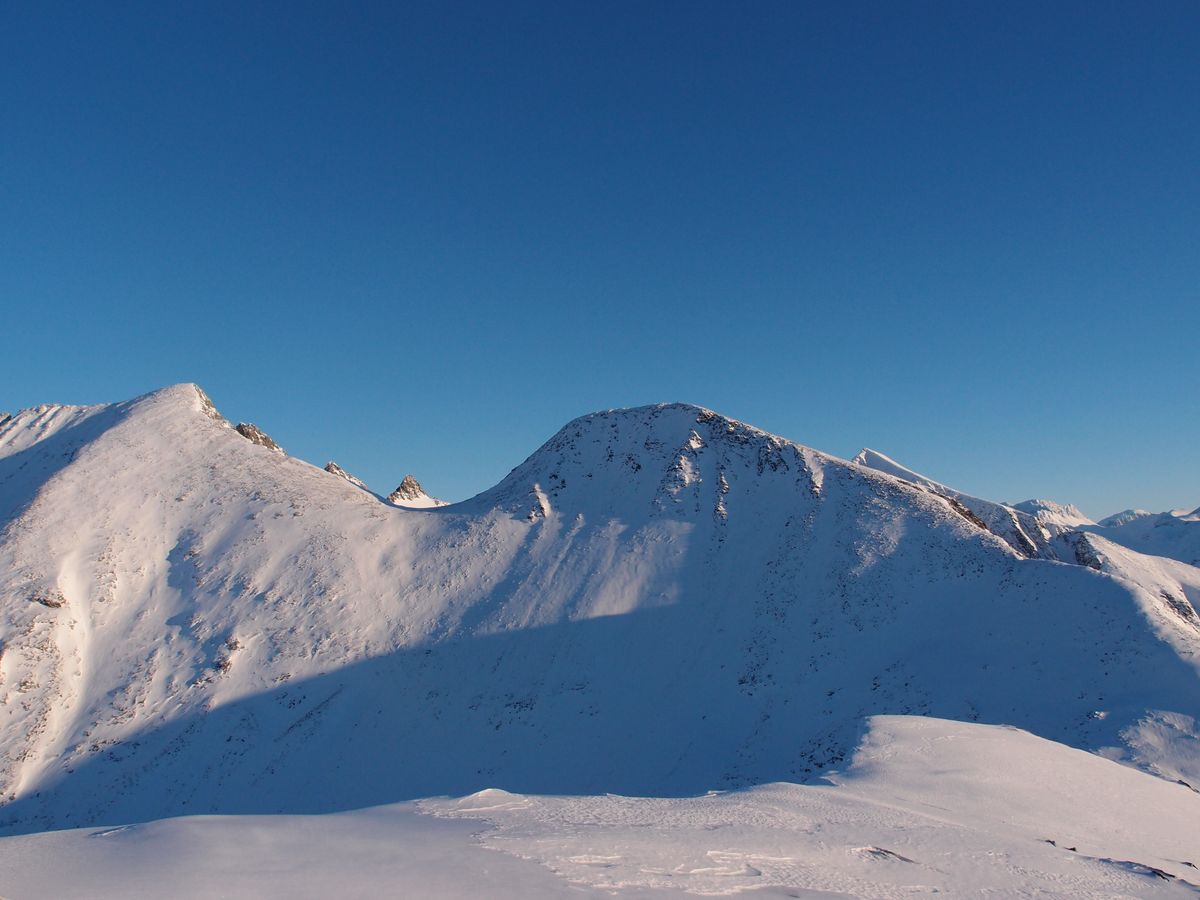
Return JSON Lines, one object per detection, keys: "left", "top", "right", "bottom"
{"left": 0, "top": 385, "right": 1198, "bottom": 835}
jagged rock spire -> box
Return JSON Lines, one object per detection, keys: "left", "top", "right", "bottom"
{"left": 390, "top": 475, "right": 425, "bottom": 501}
{"left": 387, "top": 475, "right": 446, "bottom": 508}
{"left": 235, "top": 422, "right": 282, "bottom": 452}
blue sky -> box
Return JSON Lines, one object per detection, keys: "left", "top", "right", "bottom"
{"left": 3, "top": 2, "right": 1197, "bottom": 517}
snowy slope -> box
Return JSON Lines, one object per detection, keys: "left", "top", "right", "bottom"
{"left": 850, "top": 448, "right": 1062, "bottom": 558}
{"left": 0, "top": 386, "right": 1198, "bottom": 839}
{"left": 1093, "top": 508, "right": 1200, "bottom": 567}
{"left": 851, "top": 448, "right": 1198, "bottom": 568}
{"left": 1, "top": 716, "right": 1197, "bottom": 898}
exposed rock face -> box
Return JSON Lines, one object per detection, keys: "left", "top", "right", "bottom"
{"left": 194, "top": 387, "right": 223, "bottom": 423}
{"left": 387, "top": 475, "right": 446, "bottom": 508}
{"left": 324, "top": 461, "right": 368, "bottom": 491}
{"left": 30, "top": 590, "right": 66, "bottom": 609}
{"left": 1066, "top": 532, "right": 1104, "bottom": 570}
{"left": 0, "top": 413, "right": 10, "bottom": 427}
{"left": 390, "top": 474, "right": 426, "bottom": 501}
{"left": 235, "top": 423, "right": 282, "bottom": 452}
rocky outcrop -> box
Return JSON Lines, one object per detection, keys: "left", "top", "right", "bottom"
{"left": 387, "top": 475, "right": 446, "bottom": 508}
{"left": 324, "top": 461, "right": 369, "bottom": 491}
{"left": 235, "top": 423, "right": 282, "bottom": 452}
{"left": 389, "top": 475, "right": 426, "bottom": 502}
{"left": 1060, "top": 532, "right": 1104, "bottom": 570}
{"left": 191, "top": 386, "right": 224, "bottom": 423}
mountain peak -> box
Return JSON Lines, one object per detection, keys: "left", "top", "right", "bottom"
{"left": 851, "top": 448, "right": 942, "bottom": 491}
{"left": 387, "top": 474, "right": 445, "bottom": 508}
{"left": 1098, "top": 508, "right": 1155, "bottom": 527}
{"left": 466, "top": 401, "right": 832, "bottom": 522}
{"left": 1011, "top": 498, "right": 1095, "bottom": 528}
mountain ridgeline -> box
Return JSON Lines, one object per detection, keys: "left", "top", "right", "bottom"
{"left": 0, "top": 384, "right": 1197, "bottom": 834}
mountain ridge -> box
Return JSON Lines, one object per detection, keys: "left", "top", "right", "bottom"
{"left": 0, "top": 384, "right": 1198, "bottom": 835}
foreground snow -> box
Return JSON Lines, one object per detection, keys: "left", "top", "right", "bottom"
{"left": 1, "top": 717, "right": 1196, "bottom": 898}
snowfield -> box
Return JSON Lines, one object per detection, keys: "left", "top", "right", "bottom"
{"left": 0, "top": 384, "right": 1197, "bottom": 896}
{"left": 0, "top": 717, "right": 1197, "bottom": 898}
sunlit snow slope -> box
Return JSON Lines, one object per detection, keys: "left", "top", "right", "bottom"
{"left": 1, "top": 385, "right": 1198, "bottom": 835}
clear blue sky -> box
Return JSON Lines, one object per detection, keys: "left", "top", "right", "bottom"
{"left": 3, "top": 2, "right": 1197, "bottom": 518}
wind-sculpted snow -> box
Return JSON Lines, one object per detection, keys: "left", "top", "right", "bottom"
{"left": 0, "top": 385, "right": 1198, "bottom": 836}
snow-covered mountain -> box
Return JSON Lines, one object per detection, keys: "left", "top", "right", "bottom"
{"left": 1094, "top": 506, "right": 1200, "bottom": 567}
{"left": 1, "top": 384, "right": 1198, "bottom": 843}
{"left": 1011, "top": 497, "right": 1096, "bottom": 530}
{"left": 852, "top": 446, "right": 1199, "bottom": 571}
{"left": 849, "top": 447, "right": 1066, "bottom": 559}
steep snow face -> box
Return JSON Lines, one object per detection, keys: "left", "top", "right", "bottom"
{"left": 851, "top": 448, "right": 1060, "bottom": 558}
{"left": 851, "top": 448, "right": 1200, "bottom": 571}
{"left": 0, "top": 387, "right": 1198, "bottom": 836}
{"left": 0, "top": 400, "right": 121, "bottom": 524}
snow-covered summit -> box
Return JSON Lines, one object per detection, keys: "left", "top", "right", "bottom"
{"left": 1101, "top": 508, "right": 1156, "bottom": 527}
{"left": 472, "top": 402, "right": 830, "bottom": 519}
{"left": 850, "top": 447, "right": 937, "bottom": 487}
{"left": 1011, "top": 498, "right": 1095, "bottom": 529}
